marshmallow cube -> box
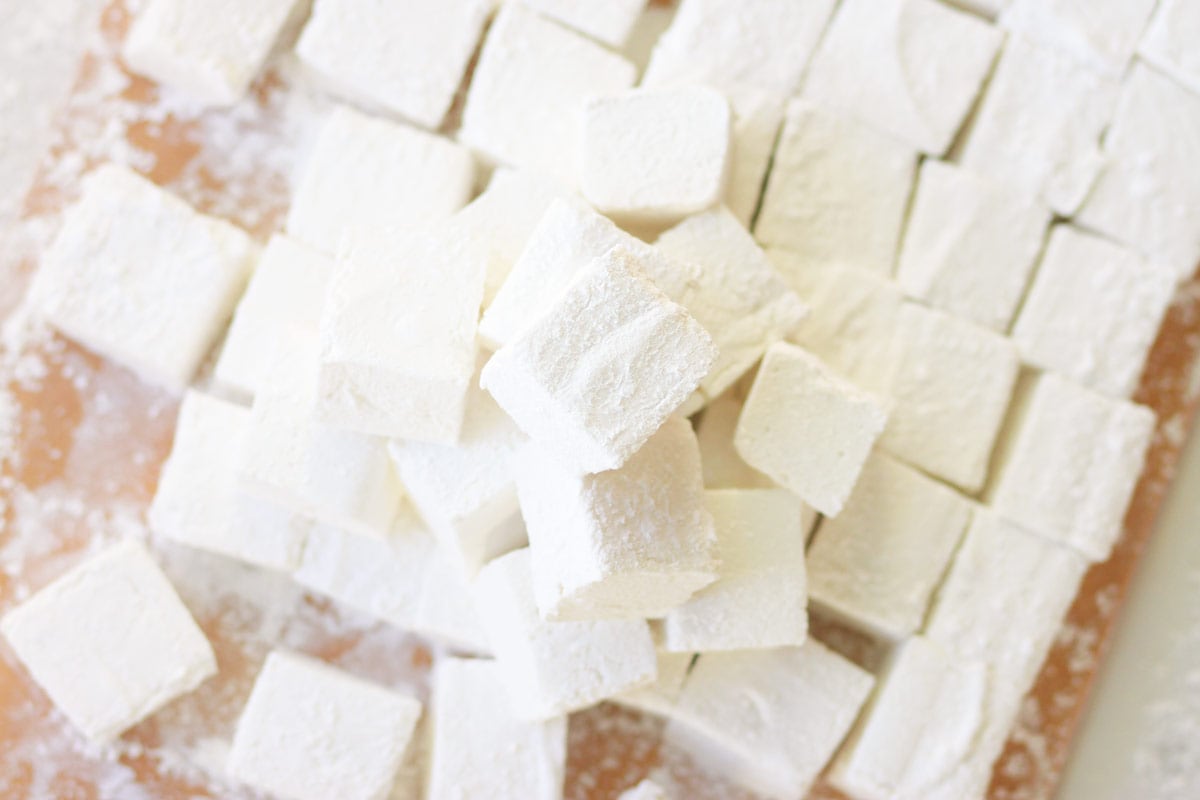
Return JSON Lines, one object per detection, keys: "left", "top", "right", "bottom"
{"left": 662, "top": 488, "right": 809, "bottom": 652}
{"left": 897, "top": 160, "right": 1050, "bottom": 332}
{"left": 581, "top": 86, "right": 732, "bottom": 223}
{"left": 296, "top": 0, "right": 491, "bottom": 129}
{"left": 520, "top": 416, "right": 718, "bottom": 621}
{"left": 150, "top": 391, "right": 308, "bottom": 572}
{"left": 0, "top": 540, "right": 216, "bottom": 742}
{"left": 695, "top": 390, "right": 775, "bottom": 491}
{"left": 803, "top": 0, "right": 1002, "bottom": 156}
{"left": 735, "top": 342, "right": 888, "bottom": 516}
{"left": 613, "top": 649, "right": 694, "bottom": 718}
{"left": 33, "top": 164, "right": 255, "bottom": 391}
{"left": 664, "top": 642, "right": 874, "bottom": 800}
{"left": 806, "top": 453, "right": 972, "bottom": 640}
{"left": 459, "top": 3, "right": 635, "bottom": 183}
{"left": 123, "top": 0, "right": 300, "bottom": 106}
{"left": 481, "top": 248, "right": 716, "bottom": 475}
{"left": 285, "top": 106, "right": 474, "bottom": 255}
{"left": 228, "top": 651, "right": 422, "bottom": 800}
{"left": 427, "top": 658, "right": 567, "bottom": 800}
{"left": 756, "top": 101, "right": 917, "bottom": 276}
{"left": 725, "top": 91, "right": 785, "bottom": 227}
{"left": 1139, "top": 0, "right": 1200, "bottom": 97}
{"left": 1013, "top": 226, "right": 1176, "bottom": 398}
{"left": 989, "top": 373, "right": 1155, "bottom": 561}
{"left": 472, "top": 549, "right": 658, "bottom": 720}
{"left": 522, "top": 0, "right": 645, "bottom": 47}
{"left": 318, "top": 226, "right": 485, "bottom": 442}
{"left": 214, "top": 234, "right": 334, "bottom": 397}
{"left": 1001, "top": 0, "right": 1157, "bottom": 77}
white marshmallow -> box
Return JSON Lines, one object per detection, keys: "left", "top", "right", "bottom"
{"left": 806, "top": 453, "right": 972, "bottom": 640}
{"left": 296, "top": 0, "right": 491, "bottom": 129}
{"left": 961, "top": 36, "right": 1120, "bottom": 216}
{"left": 214, "top": 234, "right": 334, "bottom": 397}
{"left": 988, "top": 373, "right": 1156, "bottom": 561}
{"left": 695, "top": 391, "right": 774, "bottom": 491}
{"left": 285, "top": 106, "right": 474, "bottom": 255}
{"left": 1076, "top": 63, "right": 1200, "bottom": 282}
{"left": 619, "top": 779, "right": 670, "bottom": 800}
{"left": 1139, "top": 0, "right": 1200, "bottom": 97}
{"left": 1001, "top": 0, "right": 1156, "bottom": 77}
{"left": 318, "top": 225, "right": 485, "bottom": 442}
{"left": 897, "top": 160, "right": 1051, "bottom": 332}
{"left": 521, "top": 0, "right": 644, "bottom": 47}
{"left": 459, "top": 3, "right": 635, "bottom": 183}
{"left": 879, "top": 303, "right": 1020, "bottom": 492}
{"left": 427, "top": 658, "right": 567, "bottom": 800}
{"left": 480, "top": 248, "right": 715, "bottom": 475}
{"left": 32, "top": 164, "right": 255, "bottom": 391}
{"left": 1013, "top": 226, "right": 1176, "bottom": 398}
{"left": 472, "top": 549, "right": 658, "bottom": 720}
{"left": 519, "top": 416, "right": 718, "bottom": 621}
{"left": 0, "top": 540, "right": 216, "bottom": 742}
{"left": 613, "top": 649, "right": 694, "bottom": 718}
{"left": 581, "top": 86, "right": 731, "bottom": 223}
{"left": 228, "top": 650, "right": 422, "bottom": 800}
{"left": 735, "top": 342, "right": 888, "bottom": 516}
{"left": 725, "top": 91, "right": 785, "bottom": 227}
{"left": 756, "top": 101, "right": 917, "bottom": 276}
{"left": 150, "top": 391, "right": 308, "bottom": 572}
{"left": 662, "top": 488, "right": 808, "bottom": 652}
{"left": 664, "top": 642, "right": 874, "bottom": 799}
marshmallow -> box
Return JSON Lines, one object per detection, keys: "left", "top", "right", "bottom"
{"left": 150, "top": 391, "right": 308, "bottom": 572}
{"left": 619, "top": 780, "right": 670, "bottom": 800}
{"left": 806, "top": 453, "right": 973, "bottom": 640}
{"left": 695, "top": 391, "right": 775, "bottom": 491}
{"left": 756, "top": 101, "right": 917, "bottom": 276}
{"left": 123, "top": 0, "right": 301, "bottom": 106}
{"left": 725, "top": 91, "right": 785, "bottom": 227}
{"left": 1076, "top": 63, "right": 1200, "bottom": 282}
{"left": 581, "top": 86, "right": 731, "bottom": 223}
{"left": 427, "top": 658, "right": 567, "bottom": 800}
{"left": 961, "top": 37, "right": 1120, "bottom": 216}
{"left": 988, "top": 373, "right": 1156, "bottom": 561}
{"left": 735, "top": 342, "right": 888, "bottom": 516}
{"left": 459, "top": 3, "right": 635, "bottom": 183}
{"left": 32, "top": 164, "right": 255, "bottom": 391}
{"left": 317, "top": 225, "right": 485, "bottom": 442}
{"left": 295, "top": 0, "right": 491, "bottom": 129}
{"left": 0, "top": 540, "right": 216, "bottom": 742}
{"left": 897, "top": 160, "right": 1051, "bottom": 332}
{"left": 214, "top": 234, "right": 334, "bottom": 397}
{"left": 521, "top": 0, "right": 644, "bottom": 47}
{"left": 1001, "top": 0, "right": 1156, "bottom": 77}
{"left": 285, "top": 106, "right": 474, "bottom": 255}
{"left": 480, "top": 248, "right": 715, "bottom": 475}
{"left": 879, "top": 303, "right": 1020, "bottom": 492}
{"left": 664, "top": 642, "right": 874, "bottom": 799}
{"left": 662, "top": 488, "right": 809, "bottom": 652}
{"left": 613, "top": 648, "right": 694, "bottom": 718}
{"left": 1139, "top": 0, "right": 1200, "bottom": 97}
{"left": 519, "top": 416, "right": 718, "bottom": 621}
{"left": 472, "top": 549, "right": 658, "bottom": 720}
{"left": 1013, "top": 226, "right": 1176, "bottom": 398}
{"left": 802, "top": 0, "right": 1002, "bottom": 156}
{"left": 228, "top": 650, "right": 422, "bottom": 800}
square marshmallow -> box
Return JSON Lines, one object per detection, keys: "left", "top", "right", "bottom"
{"left": 521, "top": 0, "right": 644, "bottom": 47}
{"left": 1013, "top": 226, "right": 1176, "bottom": 398}
{"left": 472, "top": 549, "right": 658, "bottom": 720}
{"left": 613, "top": 648, "right": 695, "bottom": 718}
{"left": 519, "top": 416, "right": 718, "bottom": 621}
{"left": 123, "top": 0, "right": 301, "bottom": 106}
{"left": 1001, "top": 0, "right": 1157, "bottom": 77}
{"left": 988, "top": 373, "right": 1155, "bottom": 561}
{"left": 228, "top": 650, "right": 422, "bottom": 800}
{"left": 0, "top": 540, "right": 216, "bottom": 742}
{"left": 459, "top": 3, "right": 635, "bottom": 183}
{"left": 480, "top": 248, "right": 715, "bottom": 474}
{"left": 725, "top": 91, "right": 785, "bottom": 227}
{"left": 897, "top": 160, "right": 1051, "bottom": 332}
{"left": 695, "top": 390, "right": 775, "bottom": 491}
{"left": 581, "top": 86, "right": 731, "bottom": 223}
{"left": 756, "top": 101, "right": 917, "bottom": 276}
{"left": 285, "top": 106, "right": 475, "bottom": 255}
{"left": 735, "top": 342, "right": 888, "bottom": 516}
{"left": 318, "top": 225, "right": 485, "bottom": 441}
{"left": 662, "top": 488, "right": 808, "bottom": 652}
{"left": 33, "top": 164, "right": 255, "bottom": 391}
{"left": 427, "top": 658, "right": 567, "bottom": 800}
{"left": 150, "top": 390, "right": 308, "bottom": 572}
{"left": 1139, "top": 0, "right": 1200, "bottom": 97}
{"left": 806, "top": 453, "right": 972, "bottom": 640}
{"left": 664, "top": 642, "right": 875, "bottom": 800}
{"left": 802, "top": 0, "right": 1002, "bottom": 156}
{"left": 296, "top": 0, "right": 491, "bottom": 129}
{"left": 214, "top": 234, "right": 334, "bottom": 397}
